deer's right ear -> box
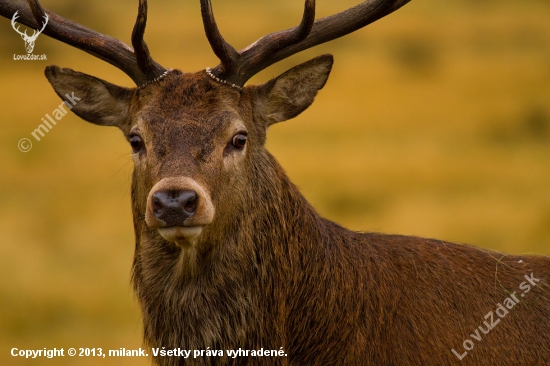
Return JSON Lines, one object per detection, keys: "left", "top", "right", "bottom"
{"left": 45, "top": 66, "right": 133, "bottom": 132}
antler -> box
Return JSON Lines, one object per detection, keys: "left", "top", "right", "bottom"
{"left": 202, "top": 0, "right": 411, "bottom": 87}
{"left": 0, "top": 0, "right": 166, "bottom": 86}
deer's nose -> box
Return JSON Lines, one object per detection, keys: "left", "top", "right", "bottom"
{"left": 152, "top": 190, "right": 197, "bottom": 226}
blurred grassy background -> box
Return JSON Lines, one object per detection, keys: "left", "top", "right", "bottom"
{"left": 0, "top": 0, "right": 549, "bottom": 364}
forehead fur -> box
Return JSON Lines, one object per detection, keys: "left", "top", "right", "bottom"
{"left": 136, "top": 69, "right": 241, "bottom": 119}
{"left": 131, "top": 70, "right": 248, "bottom": 173}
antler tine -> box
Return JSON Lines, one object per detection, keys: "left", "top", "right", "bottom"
{"left": 208, "top": 0, "right": 411, "bottom": 87}
{"left": 293, "top": 0, "right": 317, "bottom": 45}
{"left": 132, "top": 0, "right": 160, "bottom": 79}
{"left": 4, "top": 0, "right": 167, "bottom": 86}
{"left": 200, "top": 0, "right": 239, "bottom": 74}
{"left": 237, "top": 0, "right": 316, "bottom": 75}
{"left": 236, "top": 0, "right": 316, "bottom": 83}
{"left": 206, "top": 0, "right": 316, "bottom": 86}
{"left": 271, "top": 0, "right": 411, "bottom": 64}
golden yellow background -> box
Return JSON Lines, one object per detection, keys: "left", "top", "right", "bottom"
{"left": 0, "top": 0, "right": 549, "bottom": 364}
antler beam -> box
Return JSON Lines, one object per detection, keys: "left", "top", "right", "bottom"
{"left": 203, "top": 0, "right": 411, "bottom": 87}
{"left": 0, "top": 0, "right": 166, "bottom": 86}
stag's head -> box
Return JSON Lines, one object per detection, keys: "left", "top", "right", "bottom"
{"left": 46, "top": 56, "right": 332, "bottom": 249}
{"left": 11, "top": 0, "right": 410, "bottom": 249}
{"left": 11, "top": 10, "right": 47, "bottom": 53}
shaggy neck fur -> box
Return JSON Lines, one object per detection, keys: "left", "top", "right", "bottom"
{"left": 130, "top": 150, "right": 332, "bottom": 365}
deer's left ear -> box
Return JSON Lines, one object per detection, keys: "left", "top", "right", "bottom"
{"left": 45, "top": 66, "right": 134, "bottom": 133}
{"left": 253, "top": 54, "right": 333, "bottom": 126}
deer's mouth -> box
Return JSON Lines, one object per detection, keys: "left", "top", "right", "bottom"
{"left": 157, "top": 226, "right": 204, "bottom": 246}
{"left": 145, "top": 177, "right": 215, "bottom": 247}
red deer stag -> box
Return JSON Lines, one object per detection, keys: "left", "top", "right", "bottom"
{"left": 2, "top": 0, "right": 549, "bottom": 365}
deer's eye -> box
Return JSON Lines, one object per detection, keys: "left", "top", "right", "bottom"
{"left": 231, "top": 133, "right": 247, "bottom": 150}
{"left": 130, "top": 135, "right": 144, "bottom": 153}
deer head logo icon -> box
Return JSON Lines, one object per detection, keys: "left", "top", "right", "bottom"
{"left": 11, "top": 11, "right": 48, "bottom": 54}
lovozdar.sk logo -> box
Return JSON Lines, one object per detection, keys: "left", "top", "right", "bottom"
{"left": 11, "top": 10, "right": 48, "bottom": 60}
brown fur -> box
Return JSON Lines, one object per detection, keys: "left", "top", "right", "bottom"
{"left": 44, "top": 53, "right": 550, "bottom": 366}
